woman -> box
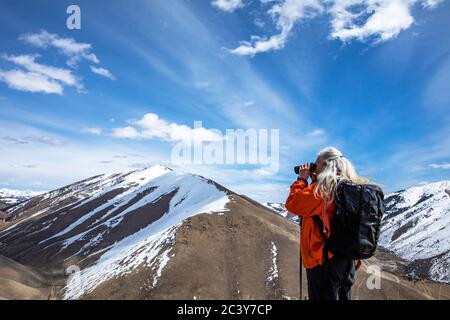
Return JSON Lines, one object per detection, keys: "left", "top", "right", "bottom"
{"left": 285, "top": 146, "right": 370, "bottom": 300}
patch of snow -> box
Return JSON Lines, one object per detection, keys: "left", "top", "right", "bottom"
{"left": 267, "top": 241, "right": 279, "bottom": 282}
{"left": 263, "top": 202, "right": 300, "bottom": 224}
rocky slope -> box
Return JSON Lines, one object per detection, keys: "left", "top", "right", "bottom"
{"left": 379, "top": 181, "right": 450, "bottom": 284}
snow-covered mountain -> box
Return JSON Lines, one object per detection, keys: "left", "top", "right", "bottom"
{"left": 0, "top": 188, "right": 43, "bottom": 207}
{"left": 263, "top": 202, "right": 300, "bottom": 224}
{"left": 0, "top": 166, "right": 301, "bottom": 299}
{"left": 380, "top": 181, "right": 450, "bottom": 284}
{"left": 1, "top": 168, "right": 448, "bottom": 299}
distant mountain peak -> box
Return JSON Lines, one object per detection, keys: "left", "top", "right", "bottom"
{"left": 263, "top": 202, "right": 300, "bottom": 224}
{"left": 0, "top": 188, "right": 44, "bottom": 207}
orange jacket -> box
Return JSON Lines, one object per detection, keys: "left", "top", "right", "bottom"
{"left": 285, "top": 179, "right": 335, "bottom": 269}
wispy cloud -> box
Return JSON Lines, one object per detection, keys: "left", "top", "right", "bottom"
{"left": 307, "top": 128, "right": 325, "bottom": 137}
{"left": 423, "top": 57, "right": 450, "bottom": 110}
{"left": 0, "top": 30, "right": 115, "bottom": 94}
{"left": 212, "top": 0, "right": 244, "bottom": 12}
{"left": 372, "top": 124, "right": 450, "bottom": 192}
{"left": 422, "top": 0, "right": 444, "bottom": 8}
{"left": 23, "top": 135, "right": 65, "bottom": 146}
{"left": 81, "top": 127, "right": 102, "bottom": 135}
{"left": 19, "top": 30, "right": 99, "bottom": 67}
{"left": 1, "top": 54, "right": 83, "bottom": 92}
{"left": 3, "top": 54, "right": 77, "bottom": 86}
{"left": 216, "top": 0, "right": 444, "bottom": 56}
{"left": 90, "top": 66, "right": 116, "bottom": 80}
{"left": 0, "top": 69, "right": 63, "bottom": 94}
{"left": 429, "top": 162, "right": 450, "bottom": 169}
{"left": 2, "top": 134, "right": 66, "bottom": 146}
{"left": 2, "top": 136, "right": 28, "bottom": 144}
{"left": 128, "top": 162, "right": 155, "bottom": 169}
{"left": 111, "top": 113, "right": 222, "bottom": 143}
{"left": 229, "top": 0, "right": 323, "bottom": 56}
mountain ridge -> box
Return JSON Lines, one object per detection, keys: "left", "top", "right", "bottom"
{"left": 0, "top": 169, "right": 448, "bottom": 299}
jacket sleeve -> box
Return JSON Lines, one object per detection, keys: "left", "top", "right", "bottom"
{"left": 285, "top": 180, "right": 323, "bottom": 217}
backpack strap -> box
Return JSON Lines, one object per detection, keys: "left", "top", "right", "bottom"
{"left": 312, "top": 214, "right": 329, "bottom": 264}
{"left": 322, "top": 197, "right": 328, "bottom": 234}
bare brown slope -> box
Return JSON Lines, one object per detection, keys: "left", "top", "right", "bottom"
{"left": 82, "top": 194, "right": 301, "bottom": 299}
{"left": 354, "top": 249, "right": 450, "bottom": 300}
{"left": 0, "top": 255, "right": 64, "bottom": 299}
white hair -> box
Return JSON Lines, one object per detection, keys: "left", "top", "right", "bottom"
{"left": 313, "top": 146, "right": 375, "bottom": 202}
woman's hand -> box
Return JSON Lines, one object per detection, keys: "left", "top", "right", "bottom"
{"left": 298, "top": 163, "right": 310, "bottom": 180}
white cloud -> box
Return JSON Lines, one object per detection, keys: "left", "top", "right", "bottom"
{"left": 429, "top": 162, "right": 450, "bottom": 169}
{"left": 110, "top": 126, "right": 140, "bottom": 138}
{"left": 111, "top": 113, "right": 222, "bottom": 143}
{"left": 90, "top": 66, "right": 116, "bottom": 80}
{"left": 218, "top": 0, "right": 444, "bottom": 56}
{"left": 23, "top": 135, "right": 65, "bottom": 146}
{"left": 193, "top": 80, "right": 211, "bottom": 89}
{"left": 254, "top": 18, "right": 266, "bottom": 28}
{"left": 307, "top": 128, "right": 325, "bottom": 136}
{"left": 19, "top": 30, "right": 99, "bottom": 66}
{"left": 2, "top": 54, "right": 82, "bottom": 91}
{"left": 0, "top": 69, "right": 63, "bottom": 94}
{"left": 2, "top": 135, "right": 64, "bottom": 146}
{"left": 81, "top": 127, "right": 103, "bottom": 135}
{"left": 212, "top": 0, "right": 244, "bottom": 12}
{"left": 422, "top": 0, "right": 443, "bottom": 8}
{"left": 0, "top": 30, "right": 114, "bottom": 94}
{"left": 423, "top": 57, "right": 450, "bottom": 110}
{"left": 229, "top": 0, "right": 323, "bottom": 56}
{"left": 330, "top": 0, "right": 415, "bottom": 43}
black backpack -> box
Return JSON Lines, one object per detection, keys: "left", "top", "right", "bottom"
{"left": 313, "top": 179, "right": 385, "bottom": 260}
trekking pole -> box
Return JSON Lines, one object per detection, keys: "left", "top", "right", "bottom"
{"left": 299, "top": 220, "right": 303, "bottom": 300}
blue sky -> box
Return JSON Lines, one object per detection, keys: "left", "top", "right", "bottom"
{"left": 0, "top": 0, "right": 449, "bottom": 202}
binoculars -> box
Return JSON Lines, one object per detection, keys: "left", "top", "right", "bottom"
{"left": 294, "top": 162, "right": 317, "bottom": 175}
